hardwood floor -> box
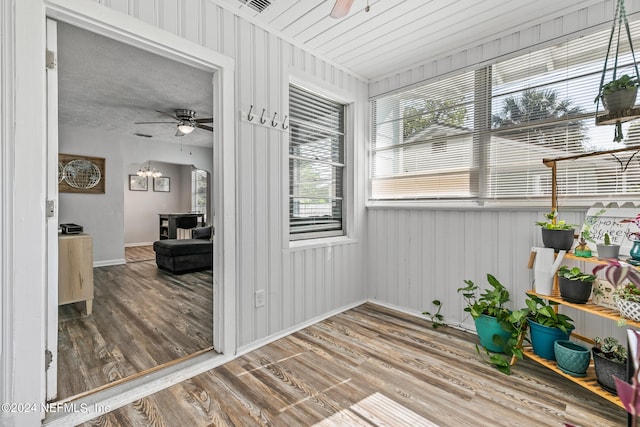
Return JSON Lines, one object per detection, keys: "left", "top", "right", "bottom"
{"left": 80, "top": 303, "right": 625, "bottom": 426}
{"left": 124, "top": 245, "right": 156, "bottom": 263}
{"left": 57, "top": 254, "right": 213, "bottom": 400}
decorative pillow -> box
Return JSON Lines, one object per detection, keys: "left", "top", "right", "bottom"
{"left": 192, "top": 226, "right": 212, "bottom": 240}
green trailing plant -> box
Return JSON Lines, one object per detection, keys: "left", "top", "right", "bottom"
{"left": 458, "top": 274, "right": 519, "bottom": 374}
{"left": 594, "top": 336, "right": 628, "bottom": 364}
{"left": 457, "top": 274, "right": 511, "bottom": 320}
{"left": 535, "top": 210, "right": 576, "bottom": 230}
{"left": 582, "top": 208, "right": 607, "bottom": 243}
{"left": 557, "top": 266, "right": 597, "bottom": 282}
{"left": 595, "top": 74, "right": 639, "bottom": 102}
{"left": 511, "top": 295, "right": 574, "bottom": 334}
{"left": 422, "top": 300, "right": 446, "bottom": 329}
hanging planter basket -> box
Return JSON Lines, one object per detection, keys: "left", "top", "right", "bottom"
{"left": 601, "top": 86, "right": 638, "bottom": 113}
{"left": 595, "top": 0, "right": 640, "bottom": 141}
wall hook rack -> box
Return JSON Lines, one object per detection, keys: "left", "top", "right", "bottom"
{"left": 240, "top": 106, "right": 289, "bottom": 133}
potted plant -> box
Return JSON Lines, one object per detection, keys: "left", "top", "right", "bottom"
{"left": 614, "top": 282, "right": 640, "bottom": 322}
{"left": 596, "top": 232, "right": 621, "bottom": 260}
{"left": 511, "top": 295, "right": 574, "bottom": 361}
{"left": 457, "top": 274, "right": 515, "bottom": 353}
{"left": 592, "top": 336, "right": 628, "bottom": 394}
{"left": 557, "top": 265, "right": 596, "bottom": 304}
{"left": 596, "top": 74, "right": 639, "bottom": 112}
{"left": 536, "top": 210, "right": 576, "bottom": 252}
{"left": 554, "top": 339, "right": 591, "bottom": 377}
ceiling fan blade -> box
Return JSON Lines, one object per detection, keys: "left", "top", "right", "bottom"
{"left": 330, "top": 0, "right": 354, "bottom": 18}
{"left": 193, "top": 117, "right": 213, "bottom": 123}
{"left": 155, "top": 109, "right": 180, "bottom": 120}
{"left": 135, "top": 121, "right": 178, "bottom": 124}
{"left": 196, "top": 124, "right": 213, "bottom": 132}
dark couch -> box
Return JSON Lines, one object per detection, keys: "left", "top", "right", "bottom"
{"left": 153, "top": 227, "right": 213, "bottom": 274}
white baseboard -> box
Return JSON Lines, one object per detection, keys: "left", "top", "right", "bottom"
{"left": 93, "top": 259, "right": 125, "bottom": 267}
{"left": 124, "top": 242, "right": 154, "bottom": 247}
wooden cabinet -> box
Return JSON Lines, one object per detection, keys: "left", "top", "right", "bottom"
{"left": 58, "top": 233, "right": 94, "bottom": 315}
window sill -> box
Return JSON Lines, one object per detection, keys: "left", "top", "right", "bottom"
{"left": 286, "top": 236, "right": 358, "bottom": 251}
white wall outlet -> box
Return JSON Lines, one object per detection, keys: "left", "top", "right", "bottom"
{"left": 255, "top": 290, "right": 265, "bottom": 308}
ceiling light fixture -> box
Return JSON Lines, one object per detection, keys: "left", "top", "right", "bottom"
{"left": 137, "top": 161, "right": 162, "bottom": 178}
{"left": 177, "top": 123, "right": 195, "bottom": 134}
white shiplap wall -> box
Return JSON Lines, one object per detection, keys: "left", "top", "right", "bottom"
{"left": 367, "top": 207, "right": 624, "bottom": 341}
{"left": 94, "top": 0, "right": 368, "bottom": 348}
{"left": 366, "top": 1, "right": 638, "bottom": 341}
{"left": 369, "top": 0, "right": 640, "bottom": 98}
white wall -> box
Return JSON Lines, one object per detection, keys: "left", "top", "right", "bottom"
{"left": 124, "top": 162, "right": 193, "bottom": 246}
{"left": 59, "top": 125, "right": 212, "bottom": 263}
{"left": 56, "top": 1, "right": 369, "bottom": 349}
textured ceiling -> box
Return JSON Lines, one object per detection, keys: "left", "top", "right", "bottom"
{"left": 223, "top": 0, "right": 606, "bottom": 80}
{"left": 57, "top": 22, "right": 214, "bottom": 148}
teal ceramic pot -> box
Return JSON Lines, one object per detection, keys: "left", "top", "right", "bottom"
{"left": 528, "top": 319, "right": 573, "bottom": 361}
{"left": 474, "top": 314, "right": 512, "bottom": 353}
{"left": 554, "top": 340, "right": 590, "bottom": 377}
{"left": 630, "top": 240, "right": 640, "bottom": 261}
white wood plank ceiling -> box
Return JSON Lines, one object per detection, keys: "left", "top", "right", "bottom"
{"left": 223, "top": 0, "right": 607, "bottom": 81}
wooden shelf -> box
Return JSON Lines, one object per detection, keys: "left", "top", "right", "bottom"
{"left": 523, "top": 348, "right": 622, "bottom": 408}
{"left": 595, "top": 107, "right": 640, "bottom": 125}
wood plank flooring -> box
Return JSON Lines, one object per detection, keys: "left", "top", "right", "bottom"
{"left": 57, "top": 252, "right": 213, "bottom": 400}
{"left": 79, "top": 303, "right": 626, "bottom": 426}
{"left": 124, "top": 245, "right": 156, "bottom": 263}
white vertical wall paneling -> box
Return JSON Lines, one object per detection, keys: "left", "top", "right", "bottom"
{"left": 182, "top": 0, "right": 201, "bottom": 44}
{"left": 135, "top": 0, "right": 157, "bottom": 27}
{"left": 369, "top": 1, "right": 639, "bottom": 98}
{"left": 87, "top": 0, "right": 368, "bottom": 352}
{"left": 267, "top": 33, "right": 283, "bottom": 336}
{"left": 252, "top": 24, "right": 269, "bottom": 340}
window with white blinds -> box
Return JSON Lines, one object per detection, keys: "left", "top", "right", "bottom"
{"left": 370, "top": 19, "right": 640, "bottom": 202}
{"left": 289, "top": 84, "right": 345, "bottom": 239}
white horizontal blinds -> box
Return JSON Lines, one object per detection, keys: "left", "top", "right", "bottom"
{"left": 370, "top": 71, "right": 477, "bottom": 199}
{"left": 489, "top": 20, "right": 640, "bottom": 198}
{"left": 289, "top": 84, "right": 345, "bottom": 239}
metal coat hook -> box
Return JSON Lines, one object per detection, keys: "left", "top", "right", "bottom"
{"left": 282, "top": 115, "right": 289, "bottom": 130}
{"left": 260, "top": 108, "right": 267, "bottom": 124}
{"left": 247, "top": 105, "right": 254, "bottom": 121}
{"left": 272, "top": 112, "right": 278, "bottom": 127}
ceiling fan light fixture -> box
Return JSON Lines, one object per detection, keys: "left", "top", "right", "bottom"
{"left": 177, "top": 123, "right": 195, "bottom": 134}
{"left": 330, "top": 0, "right": 354, "bottom": 18}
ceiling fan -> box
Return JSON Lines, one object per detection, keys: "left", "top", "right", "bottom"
{"left": 135, "top": 109, "right": 213, "bottom": 136}
{"left": 330, "top": 0, "right": 369, "bottom": 18}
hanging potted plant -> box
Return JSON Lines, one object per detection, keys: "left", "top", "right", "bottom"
{"left": 557, "top": 265, "right": 596, "bottom": 304}
{"left": 536, "top": 210, "right": 576, "bottom": 252}
{"left": 592, "top": 336, "right": 628, "bottom": 394}
{"left": 597, "top": 74, "right": 639, "bottom": 112}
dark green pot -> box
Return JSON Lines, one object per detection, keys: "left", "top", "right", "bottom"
{"left": 474, "top": 314, "right": 512, "bottom": 353}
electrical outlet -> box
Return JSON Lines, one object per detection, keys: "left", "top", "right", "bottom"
{"left": 255, "top": 290, "right": 265, "bottom": 307}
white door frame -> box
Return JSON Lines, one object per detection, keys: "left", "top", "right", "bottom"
{"left": 45, "top": 17, "right": 60, "bottom": 402}
{"left": 44, "top": 0, "right": 237, "bottom": 406}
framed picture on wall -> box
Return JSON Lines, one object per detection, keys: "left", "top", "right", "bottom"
{"left": 129, "top": 175, "right": 147, "bottom": 191}
{"left": 153, "top": 176, "right": 170, "bottom": 192}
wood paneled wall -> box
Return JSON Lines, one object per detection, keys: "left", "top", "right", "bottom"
{"left": 93, "top": 0, "right": 368, "bottom": 349}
